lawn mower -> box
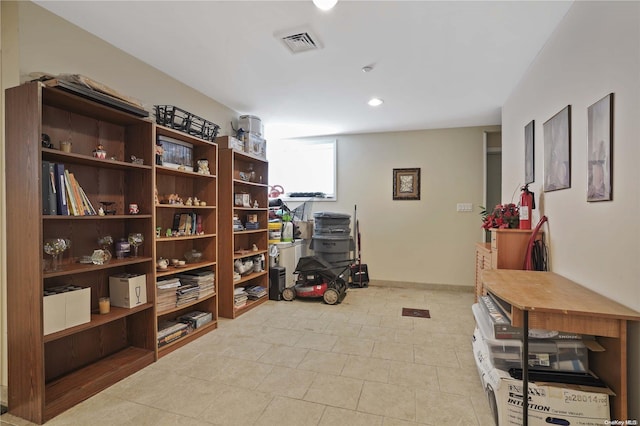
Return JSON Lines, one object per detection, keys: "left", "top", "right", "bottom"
{"left": 281, "top": 256, "right": 349, "bottom": 305}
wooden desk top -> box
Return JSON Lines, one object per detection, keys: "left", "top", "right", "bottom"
{"left": 482, "top": 270, "right": 640, "bottom": 322}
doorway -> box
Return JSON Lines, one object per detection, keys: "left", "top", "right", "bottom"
{"left": 484, "top": 131, "right": 502, "bottom": 242}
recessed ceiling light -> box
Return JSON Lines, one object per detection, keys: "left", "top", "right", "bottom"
{"left": 313, "top": 0, "right": 338, "bottom": 11}
{"left": 368, "top": 98, "right": 384, "bottom": 107}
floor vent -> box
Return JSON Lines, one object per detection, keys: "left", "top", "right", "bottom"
{"left": 280, "top": 31, "right": 322, "bottom": 54}
{"left": 402, "top": 308, "right": 431, "bottom": 318}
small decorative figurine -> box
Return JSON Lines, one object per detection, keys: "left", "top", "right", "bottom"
{"left": 165, "top": 228, "right": 173, "bottom": 237}
{"left": 253, "top": 200, "right": 259, "bottom": 208}
{"left": 93, "top": 143, "right": 107, "bottom": 159}
{"left": 197, "top": 159, "right": 210, "bottom": 175}
{"left": 185, "top": 197, "right": 193, "bottom": 206}
{"left": 155, "top": 142, "right": 164, "bottom": 166}
{"left": 200, "top": 201, "right": 207, "bottom": 206}
{"left": 156, "top": 227, "right": 162, "bottom": 237}
{"left": 98, "top": 207, "right": 105, "bottom": 216}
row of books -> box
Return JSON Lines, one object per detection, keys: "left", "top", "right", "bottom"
{"left": 42, "top": 161, "right": 97, "bottom": 216}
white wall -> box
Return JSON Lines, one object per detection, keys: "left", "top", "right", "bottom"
{"left": 501, "top": 1, "right": 640, "bottom": 417}
{"left": 290, "top": 125, "right": 499, "bottom": 287}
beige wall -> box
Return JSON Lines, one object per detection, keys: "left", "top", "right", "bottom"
{"left": 1, "top": 0, "right": 20, "bottom": 396}
{"left": 293, "top": 125, "right": 500, "bottom": 286}
{"left": 502, "top": 1, "right": 640, "bottom": 416}
{"left": 0, "top": 1, "right": 240, "bottom": 390}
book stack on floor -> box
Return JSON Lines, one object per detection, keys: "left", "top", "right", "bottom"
{"left": 472, "top": 294, "right": 612, "bottom": 425}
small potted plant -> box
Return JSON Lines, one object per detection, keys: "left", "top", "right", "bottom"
{"left": 481, "top": 203, "right": 520, "bottom": 229}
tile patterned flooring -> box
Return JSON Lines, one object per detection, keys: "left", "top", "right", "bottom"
{"left": 0, "top": 283, "right": 493, "bottom": 425}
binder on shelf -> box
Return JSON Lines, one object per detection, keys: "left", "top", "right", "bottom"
{"left": 54, "top": 163, "right": 69, "bottom": 215}
{"left": 42, "top": 161, "right": 57, "bottom": 215}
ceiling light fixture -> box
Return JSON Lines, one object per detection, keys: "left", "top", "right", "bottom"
{"left": 313, "top": 0, "right": 338, "bottom": 11}
{"left": 362, "top": 66, "right": 373, "bottom": 73}
{"left": 368, "top": 98, "right": 384, "bottom": 107}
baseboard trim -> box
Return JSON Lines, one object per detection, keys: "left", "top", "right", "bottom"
{"left": 367, "top": 279, "right": 473, "bottom": 293}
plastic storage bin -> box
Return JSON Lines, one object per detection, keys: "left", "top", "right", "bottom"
{"left": 310, "top": 234, "right": 355, "bottom": 253}
{"left": 473, "top": 303, "right": 589, "bottom": 372}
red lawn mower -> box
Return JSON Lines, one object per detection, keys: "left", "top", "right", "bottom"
{"left": 281, "top": 256, "right": 350, "bottom": 305}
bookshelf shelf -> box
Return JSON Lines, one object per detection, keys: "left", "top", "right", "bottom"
{"left": 156, "top": 292, "right": 217, "bottom": 316}
{"left": 6, "top": 82, "right": 156, "bottom": 424}
{"left": 218, "top": 140, "right": 269, "bottom": 319}
{"left": 153, "top": 123, "right": 219, "bottom": 357}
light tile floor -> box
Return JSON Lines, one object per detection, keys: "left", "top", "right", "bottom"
{"left": 0, "top": 283, "right": 493, "bottom": 425}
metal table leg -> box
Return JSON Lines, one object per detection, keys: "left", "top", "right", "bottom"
{"left": 523, "top": 310, "right": 529, "bottom": 425}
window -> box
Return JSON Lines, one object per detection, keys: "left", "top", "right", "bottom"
{"left": 267, "top": 138, "right": 337, "bottom": 200}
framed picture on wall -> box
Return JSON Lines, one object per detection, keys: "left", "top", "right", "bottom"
{"left": 393, "top": 168, "right": 420, "bottom": 200}
{"left": 543, "top": 105, "right": 571, "bottom": 192}
{"left": 525, "top": 120, "right": 535, "bottom": 184}
{"left": 587, "top": 93, "right": 613, "bottom": 202}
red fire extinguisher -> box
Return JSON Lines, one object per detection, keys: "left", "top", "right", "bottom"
{"left": 519, "top": 184, "right": 535, "bottom": 230}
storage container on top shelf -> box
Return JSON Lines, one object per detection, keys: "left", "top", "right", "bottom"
{"left": 313, "top": 211, "right": 351, "bottom": 233}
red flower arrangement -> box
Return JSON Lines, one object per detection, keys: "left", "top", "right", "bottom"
{"left": 481, "top": 203, "right": 520, "bottom": 229}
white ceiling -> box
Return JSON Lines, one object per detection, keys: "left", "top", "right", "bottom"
{"left": 34, "top": 0, "right": 573, "bottom": 139}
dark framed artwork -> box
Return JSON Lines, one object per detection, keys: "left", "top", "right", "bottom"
{"left": 524, "top": 120, "right": 535, "bottom": 184}
{"left": 393, "top": 168, "right": 420, "bottom": 200}
{"left": 587, "top": 93, "right": 613, "bottom": 202}
{"left": 543, "top": 105, "right": 571, "bottom": 192}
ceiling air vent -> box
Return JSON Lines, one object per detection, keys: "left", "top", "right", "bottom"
{"left": 280, "top": 30, "right": 323, "bottom": 54}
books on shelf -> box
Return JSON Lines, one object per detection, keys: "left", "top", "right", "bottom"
{"left": 46, "top": 163, "right": 96, "bottom": 216}
{"left": 157, "top": 320, "right": 189, "bottom": 348}
{"left": 245, "top": 285, "right": 267, "bottom": 300}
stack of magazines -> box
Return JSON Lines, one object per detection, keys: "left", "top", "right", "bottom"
{"left": 178, "top": 270, "right": 215, "bottom": 298}
{"left": 156, "top": 278, "right": 180, "bottom": 311}
{"left": 245, "top": 285, "right": 267, "bottom": 300}
{"left": 234, "top": 287, "right": 248, "bottom": 308}
{"left": 176, "top": 283, "right": 199, "bottom": 306}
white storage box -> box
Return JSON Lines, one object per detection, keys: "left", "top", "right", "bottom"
{"left": 473, "top": 303, "right": 589, "bottom": 372}
{"left": 43, "top": 285, "right": 90, "bottom": 335}
{"left": 109, "top": 273, "right": 147, "bottom": 308}
{"left": 238, "top": 115, "right": 263, "bottom": 136}
{"left": 219, "top": 136, "right": 245, "bottom": 152}
{"left": 472, "top": 327, "right": 612, "bottom": 426}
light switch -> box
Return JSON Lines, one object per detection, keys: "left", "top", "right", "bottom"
{"left": 457, "top": 203, "right": 473, "bottom": 212}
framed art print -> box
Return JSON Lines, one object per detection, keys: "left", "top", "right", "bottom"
{"left": 543, "top": 105, "right": 571, "bottom": 192}
{"left": 525, "top": 120, "right": 535, "bottom": 184}
{"left": 587, "top": 93, "right": 613, "bottom": 202}
{"left": 393, "top": 168, "right": 420, "bottom": 200}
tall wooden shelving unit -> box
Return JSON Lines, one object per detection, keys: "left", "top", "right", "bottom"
{"left": 218, "top": 139, "right": 269, "bottom": 318}
{"left": 5, "top": 82, "right": 156, "bottom": 424}
{"left": 153, "top": 125, "right": 218, "bottom": 356}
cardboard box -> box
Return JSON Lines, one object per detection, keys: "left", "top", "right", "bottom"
{"left": 109, "top": 273, "right": 147, "bottom": 308}
{"left": 43, "top": 286, "right": 90, "bottom": 335}
{"left": 43, "top": 292, "right": 66, "bottom": 335}
{"left": 472, "top": 326, "right": 612, "bottom": 426}
{"left": 296, "top": 220, "right": 314, "bottom": 240}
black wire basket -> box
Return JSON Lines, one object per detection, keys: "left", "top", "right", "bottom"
{"left": 154, "top": 105, "right": 220, "bottom": 142}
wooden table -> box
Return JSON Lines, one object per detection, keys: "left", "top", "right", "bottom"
{"left": 481, "top": 269, "right": 640, "bottom": 424}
